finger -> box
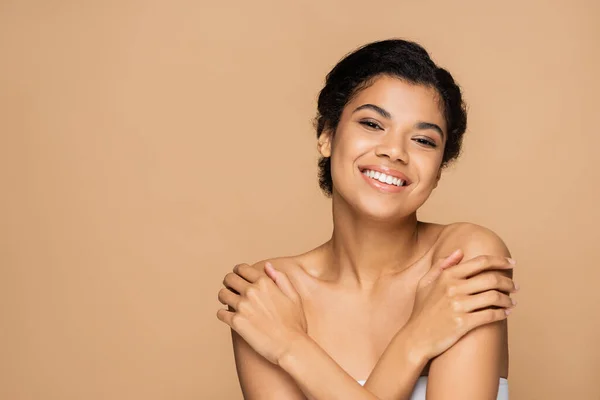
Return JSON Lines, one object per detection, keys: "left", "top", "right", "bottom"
{"left": 218, "top": 287, "right": 241, "bottom": 310}
{"left": 458, "top": 290, "right": 515, "bottom": 313}
{"left": 449, "top": 255, "right": 515, "bottom": 279}
{"left": 465, "top": 308, "right": 511, "bottom": 332}
{"left": 264, "top": 262, "right": 278, "bottom": 282}
{"left": 223, "top": 272, "right": 251, "bottom": 294}
{"left": 456, "top": 271, "right": 518, "bottom": 295}
{"left": 233, "top": 263, "right": 263, "bottom": 283}
{"left": 265, "top": 262, "right": 300, "bottom": 301}
{"left": 439, "top": 249, "right": 464, "bottom": 269}
{"left": 421, "top": 249, "right": 464, "bottom": 286}
{"left": 216, "top": 308, "right": 236, "bottom": 327}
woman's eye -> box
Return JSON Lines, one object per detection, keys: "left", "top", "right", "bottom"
{"left": 414, "top": 138, "right": 437, "bottom": 148}
{"left": 359, "top": 120, "right": 382, "bottom": 130}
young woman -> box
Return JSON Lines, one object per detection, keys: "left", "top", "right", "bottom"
{"left": 216, "top": 39, "right": 518, "bottom": 399}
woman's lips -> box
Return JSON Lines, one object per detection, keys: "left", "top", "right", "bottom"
{"left": 360, "top": 171, "right": 408, "bottom": 193}
{"left": 358, "top": 165, "right": 411, "bottom": 185}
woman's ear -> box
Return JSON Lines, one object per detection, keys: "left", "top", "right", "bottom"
{"left": 317, "top": 130, "right": 333, "bottom": 158}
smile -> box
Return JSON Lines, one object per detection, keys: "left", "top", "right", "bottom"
{"left": 361, "top": 169, "right": 407, "bottom": 187}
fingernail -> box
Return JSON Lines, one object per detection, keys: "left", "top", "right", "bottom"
{"left": 514, "top": 282, "right": 520, "bottom": 291}
{"left": 511, "top": 298, "right": 517, "bottom": 306}
{"left": 505, "top": 308, "right": 512, "bottom": 316}
{"left": 506, "top": 257, "right": 516, "bottom": 265}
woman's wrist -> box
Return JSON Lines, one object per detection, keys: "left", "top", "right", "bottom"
{"left": 278, "top": 332, "right": 382, "bottom": 400}
{"left": 359, "top": 322, "right": 430, "bottom": 399}
{"left": 277, "top": 331, "right": 313, "bottom": 369}
{"left": 395, "top": 321, "right": 430, "bottom": 369}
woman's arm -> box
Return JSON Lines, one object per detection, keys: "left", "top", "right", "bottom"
{"left": 231, "top": 329, "right": 307, "bottom": 400}
{"left": 226, "top": 262, "right": 381, "bottom": 400}
{"left": 425, "top": 223, "right": 513, "bottom": 399}
{"left": 224, "top": 262, "right": 309, "bottom": 400}
{"left": 278, "top": 320, "right": 427, "bottom": 400}
{"left": 219, "top": 251, "right": 516, "bottom": 400}
{"left": 223, "top": 261, "right": 422, "bottom": 400}
{"left": 231, "top": 293, "right": 421, "bottom": 400}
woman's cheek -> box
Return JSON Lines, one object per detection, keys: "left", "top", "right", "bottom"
{"left": 338, "top": 132, "right": 374, "bottom": 156}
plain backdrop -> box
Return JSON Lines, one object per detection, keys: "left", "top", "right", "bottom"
{"left": 1, "top": 1, "right": 599, "bottom": 399}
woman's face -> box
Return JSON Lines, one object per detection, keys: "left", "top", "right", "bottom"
{"left": 318, "top": 75, "right": 448, "bottom": 221}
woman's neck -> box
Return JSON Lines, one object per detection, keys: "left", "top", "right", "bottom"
{"left": 322, "top": 196, "right": 423, "bottom": 288}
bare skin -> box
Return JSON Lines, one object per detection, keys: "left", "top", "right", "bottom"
{"left": 218, "top": 76, "right": 517, "bottom": 399}
{"left": 272, "top": 222, "right": 509, "bottom": 382}
{"left": 224, "top": 222, "right": 514, "bottom": 399}
{"left": 244, "top": 223, "right": 508, "bottom": 380}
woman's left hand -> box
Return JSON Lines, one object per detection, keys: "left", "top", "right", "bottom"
{"left": 216, "top": 262, "right": 307, "bottom": 365}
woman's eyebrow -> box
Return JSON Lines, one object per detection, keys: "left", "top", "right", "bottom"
{"left": 352, "top": 104, "right": 392, "bottom": 119}
{"left": 415, "top": 121, "right": 445, "bottom": 139}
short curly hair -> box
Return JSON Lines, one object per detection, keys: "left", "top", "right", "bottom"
{"left": 314, "top": 39, "right": 467, "bottom": 197}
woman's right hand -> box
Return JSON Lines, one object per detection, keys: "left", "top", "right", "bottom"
{"left": 405, "top": 249, "right": 518, "bottom": 361}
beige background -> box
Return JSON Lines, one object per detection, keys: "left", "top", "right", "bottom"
{"left": 1, "top": 1, "right": 599, "bottom": 399}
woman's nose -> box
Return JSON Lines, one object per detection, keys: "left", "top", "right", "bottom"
{"left": 374, "top": 136, "right": 408, "bottom": 163}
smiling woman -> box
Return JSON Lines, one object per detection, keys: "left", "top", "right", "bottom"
{"left": 216, "top": 39, "right": 516, "bottom": 400}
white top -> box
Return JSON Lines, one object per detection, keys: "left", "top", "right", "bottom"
{"left": 357, "top": 376, "right": 509, "bottom": 399}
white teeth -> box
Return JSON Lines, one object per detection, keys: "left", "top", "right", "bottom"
{"left": 362, "top": 169, "right": 406, "bottom": 187}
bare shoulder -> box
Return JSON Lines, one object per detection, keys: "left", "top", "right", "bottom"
{"left": 246, "top": 253, "right": 318, "bottom": 295}
{"left": 247, "top": 247, "right": 322, "bottom": 297}
{"left": 229, "top": 255, "right": 311, "bottom": 400}
{"left": 426, "top": 222, "right": 512, "bottom": 389}
{"left": 433, "top": 222, "right": 511, "bottom": 261}
{"left": 248, "top": 255, "right": 305, "bottom": 276}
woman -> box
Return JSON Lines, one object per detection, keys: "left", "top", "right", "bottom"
{"left": 216, "top": 39, "right": 518, "bottom": 399}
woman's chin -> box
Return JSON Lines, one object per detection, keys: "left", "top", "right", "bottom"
{"left": 350, "top": 198, "right": 414, "bottom": 222}
{"left": 333, "top": 189, "right": 421, "bottom": 221}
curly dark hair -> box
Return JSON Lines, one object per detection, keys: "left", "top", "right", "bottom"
{"left": 314, "top": 39, "right": 468, "bottom": 197}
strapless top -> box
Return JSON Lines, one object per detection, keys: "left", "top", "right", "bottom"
{"left": 357, "top": 376, "right": 509, "bottom": 399}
